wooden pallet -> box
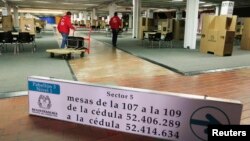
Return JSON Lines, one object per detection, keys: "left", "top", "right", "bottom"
{"left": 46, "top": 48, "right": 85, "bottom": 59}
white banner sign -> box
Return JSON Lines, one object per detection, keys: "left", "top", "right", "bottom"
{"left": 220, "top": 1, "right": 235, "bottom": 16}
{"left": 28, "top": 76, "right": 242, "bottom": 141}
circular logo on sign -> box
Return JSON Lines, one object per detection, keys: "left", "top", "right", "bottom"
{"left": 190, "top": 106, "right": 230, "bottom": 141}
{"left": 38, "top": 95, "right": 52, "bottom": 109}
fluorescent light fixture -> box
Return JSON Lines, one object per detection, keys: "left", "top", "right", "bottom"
{"left": 199, "top": 1, "right": 206, "bottom": 4}
{"left": 19, "top": 9, "right": 64, "bottom": 14}
{"left": 34, "top": 1, "right": 51, "bottom": 4}
{"left": 202, "top": 4, "right": 213, "bottom": 7}
{"left": 8, "top": 0, "right": 23, "bottom": 1}
{"left": 172, "top": 0, "right": 183, "bottom": 2}
{"left": 62, "top": 2, "right": 74, "bottom": 5}
{"left": 84, "top": 4, "right": 98, "bottom": 6}
{"left": 154, "top": 8, "right": 176, "bottom": 12}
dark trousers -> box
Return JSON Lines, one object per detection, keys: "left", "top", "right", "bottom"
{"left": 112, "top": 29, "right": 119, "bottom": 46}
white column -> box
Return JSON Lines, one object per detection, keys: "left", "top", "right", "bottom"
{"left": 5, "top": 2, "right": 11, "bottom": 15}
{"left": 83, "top": 11, "right": 88, "bottom": 25}
{"left": 13, "top": 6, "right": 19, "bottom": 28}
{"left": 71, "top": 15, "right": 74, "bottom": 23}
{"left": 108, "top": 3, "right": 117, "bottom": 22}
{"left": 132, "top": 0, "right": 141, "bottom": 38}
{"left": 91, "top": 8, "right": 97, "bottom": 25}
{"left": 146, "top": 9, "right": 153, "bottom": 19}
{"left": 79, "top": 12, "right": 83, "bottom": 21}
{"left": 129, "top": 14, "right": 133, "bottom": 29}
{"left": 78, "top": 12, "right": 83, "bottom": 25}
{"left": 215, "top": 6, "right": 220, "bottom": 16}
{"left": 73, "top": 13, "right": 78, "bottom": 25}
{"left": 184, "top": 0, "right": 199, "bottom": 49}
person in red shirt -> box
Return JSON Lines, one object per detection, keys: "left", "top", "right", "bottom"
{"left": 57, "top": 11, "right": 75, "bottom": 48}
{"left": 109, "top": 12, "right": 121, "bottom": 47}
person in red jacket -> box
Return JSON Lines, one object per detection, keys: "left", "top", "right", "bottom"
{"left": 57, "top": 11, "right": 75, "bottom": 48}
{"left": 109, "top": 12, "right": 121, "bottom": 47}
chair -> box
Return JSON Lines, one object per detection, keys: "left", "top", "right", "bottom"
{"left": 148, "top": 32, "right": 161, "bottom": 48}
{"left": 2, "top": 32, "right": 18, "bottom": 54}
{"left": 36, "top": 27, "right": 41, "bottom": 33}
{"left": 18, "top": 32, "right": 36, "bottom": 53}
{"left": 30, "top": 34, "right": 37, "bottom": 51}
{"left": 36, "top": 27, "right": 42, "bottom": 38}
{"left": 0, "top": 32, "right": 3, "bottom": 55}
{"left": 142, "top": 31, "right": 149, "bottom": 47}
{"left": 161, "top": 32, "right": 174, "bottom": 48}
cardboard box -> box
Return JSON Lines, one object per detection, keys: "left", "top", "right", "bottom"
{"left": 200, "top": 30, "right": 235, "bottom": 56}
{"left": 201, "top": 15, "right": 237, "bottom": 33}
{"left": 201, "top": 15, "right": 215, "bottom": 34}
{"left": 200, "top": 15, "right": 237, "bottom": 56}
{"left": 158, "top": 19, "right": 173, "bottom": 35}
{"left": 2, "top": 15, "right": 13, "bottom": 32}
{"left": 199, "top": 34, "right": 208, "bottom": 54}
{"left": 229, "top": 16, "right": 237, "bottom": 31}
{"left": 215, "top": 30, "right": 235, "bottom": 56}
{"left": 174, "top": 19, "right": 185, "bottom": 40}
{"left": 55, "top": 16, "right": 62, "bottom": 25}
{"left": 35, "top": 19, "right": 46, "bottom": 29}
{"left": 241, "top": 18, "right": 250, "bottom": 50}
{"left": 214, "top": 15, "right": 237, "bottom": 31}
{"left": 19, "top": 17, "right": 36, "bottom": 35}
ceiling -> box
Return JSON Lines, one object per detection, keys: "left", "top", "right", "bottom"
{"left": 1, "top": 0, "right": 250, "bottom": 16}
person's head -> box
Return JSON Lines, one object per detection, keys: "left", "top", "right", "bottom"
{"left": 66, "top": 11, "right": 72, "bottom": 16}
{"left": 114, "top": 12, "right": 117, "bottom": 16}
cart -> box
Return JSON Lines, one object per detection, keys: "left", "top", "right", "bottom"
{"left": 46, "top": 32, "right": 88, "bottom": 59}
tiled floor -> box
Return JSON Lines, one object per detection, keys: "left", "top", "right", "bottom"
{"left": 0, "top": 37, "right": 249, "bottom": 141}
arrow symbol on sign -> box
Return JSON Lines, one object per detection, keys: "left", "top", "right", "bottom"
{"left": 190, "top": 113, "right": 221, "bottom": 134}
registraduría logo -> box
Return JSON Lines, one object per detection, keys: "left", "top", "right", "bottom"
{"left": 31, "top": 94, "right": 58, "bottom": 117}
{"left": 38, "top": 95, "right": 52, "bottom": 109}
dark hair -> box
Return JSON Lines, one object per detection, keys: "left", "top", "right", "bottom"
{"left": 66, "top": 11, "right": 72, "bottom": 15}
{"left": 114, "top": 12, "right": 117, "bottom": 16}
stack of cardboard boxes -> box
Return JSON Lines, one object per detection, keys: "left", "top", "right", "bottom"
{"left": 86, "top": 20, "right": 91, "bottom": 28}
{"left": 200, "top": 15, "right": 237, "bottom": 56}
{"left": 2, "top": 15, "right": 13, "bottom": 32}
{"left": 140, "top": 17, "right": 154, "bottom": 39}
{"left": 19, "top": 17, "right": 36, "bottom": 35}
{"left": 240, "top": 18, "right": 250, "bottom": 50}
{"left": 158, "top": 19, "right": 173, "bottom": 35}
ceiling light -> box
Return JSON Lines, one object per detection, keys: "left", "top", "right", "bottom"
{"left": 19, "top": 9, "right": 64, "bottom": 14}
{"left": 199, "top": 1, "right": 206, "bottom": 4}
{"left": 34, "top": 1, "right": 51, "bottom": 4}
{"left": 62, "top": 2, "right": 74, "bottom": 5}
{"left": 84, "top": 4, "right": 98, "bottom": 6}
{"left": 172, "top": 0, "right": 183, "bottom": 2}
{"left": 202, "top": 4, "right": 213, "bottom": 7}
{"left": 8, "top": 0, "right": 23, "bottom": 1}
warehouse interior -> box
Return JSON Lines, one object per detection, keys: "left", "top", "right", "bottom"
{"left": 0, "top": 0, "right": 250, "bottom": 141}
